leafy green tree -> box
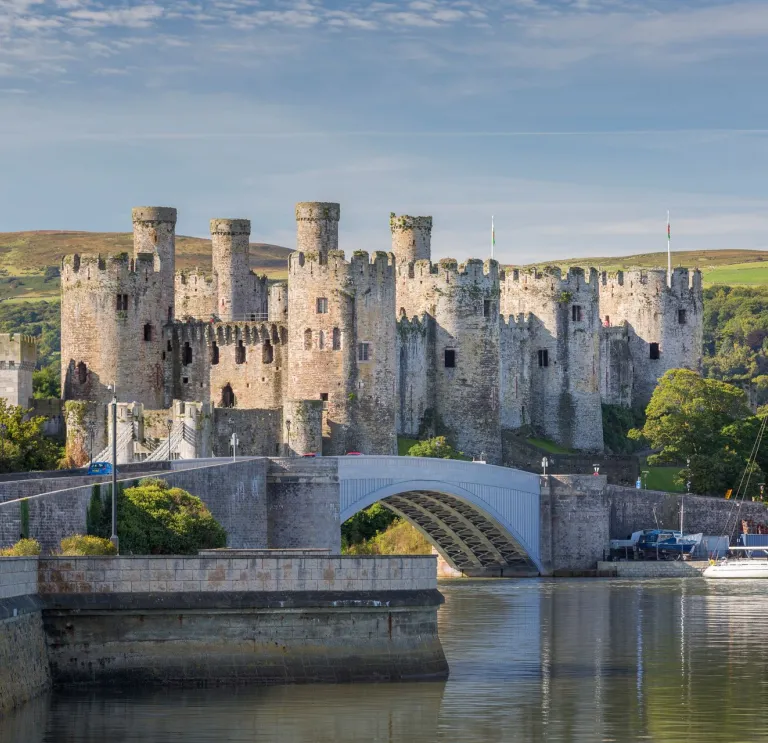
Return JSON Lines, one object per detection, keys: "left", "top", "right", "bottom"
{"left": 341, "top": 503, "right": 397, "bottom": 550}
{"left": 407, "top": 436, "right": 465, "bottom": 459}
{"left": 33, "top": 365, "right": 60, "bottom": 398}
{"left": 0, "top": 399, "right": 62, "bottom": 474}
{"left": 630, "top": 370, "right": 762, "bottom": 496}
{"left": 88, "top": 478, "right": 226, "bottom": 555}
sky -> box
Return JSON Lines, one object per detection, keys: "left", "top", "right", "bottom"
{"left": 1, "top": 0, "right": 768, "bottom": 264}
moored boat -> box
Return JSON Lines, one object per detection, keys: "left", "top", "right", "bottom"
{"left": 704, "top": 547, "right": 768, "bottom": 578}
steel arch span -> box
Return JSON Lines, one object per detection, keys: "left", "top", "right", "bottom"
{"left": 338, "top": 456, "right": 543, "bottom": 576}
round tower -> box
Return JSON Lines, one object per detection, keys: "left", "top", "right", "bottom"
{"left": 210, "top": 218, "right": 251, "bottom": 321}
{"left": 389, "top": 214, "right": 432, "bottom": 263}
{"left": 501, "top": 266, "right": 603, "bottom": 451}
{"left": 282, "top": 400, "right": 323, "bottom": 456}
{"left": 132, "top": 207, "right": 177, "bottom": 321}
{"left": 287, "top": 245, "right": 396, "bottom": 456}
{"left": 295, "top": 202, "right": 340, "bottom": 258}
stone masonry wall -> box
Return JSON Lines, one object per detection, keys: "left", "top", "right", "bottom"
{"left": 267, "top": 458, "right": 341, "bottom": 551}
{"left": 0, "top": 459, "right": 269, "bottom": 553}
{"left": 0, "top": 558, "right": 50, "bottom": 714}
{"left": 0, "top": 333, "right": 36, "bottom": 407}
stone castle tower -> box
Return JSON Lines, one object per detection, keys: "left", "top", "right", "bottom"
{"left": 60, "top": 202, "right": 704, "bottom": 464}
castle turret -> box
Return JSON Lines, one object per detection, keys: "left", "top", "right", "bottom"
{"left": 0, "top": 334, "right": 36, "bottom": 408}
{"left": 390, "top": 214, "right": 432, "bottom": 264}
{"left": 295, "top": 202, "right": 340, "bottom": 259}
{"left": 283, "top": 400, "right": 323, "bottom": 456}
{"left": 269, "top": 281, "right": 288, "bottom": 323}
{"left": 211, "top": 218, "right": 251, "bottom": 321}
{"left": 132, "top": 207, "right": 176, "bottom": 322}
{"left": 287, "top": 207, "right": 396, "bottom": 455}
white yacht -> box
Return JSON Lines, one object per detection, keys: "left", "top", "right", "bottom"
{"left": 703, "top": 547, "right": 768, "bottom": 579}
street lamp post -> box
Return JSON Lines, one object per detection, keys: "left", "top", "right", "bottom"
{"left": 166, "top": 419, "right": 173, "bottom": 461}
{"left": 109, "top": 386, "right": 118, "bottom": 553}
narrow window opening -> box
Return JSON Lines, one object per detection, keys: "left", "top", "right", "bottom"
{"left": 167, "top": 340, "right": 172, "bottom": 352}
{"left": 358, "top": 342, "right": 371, "bottom": 362}
{"left": 77, "top": 361, "right": 87, "bottom": 384}
{"left": 650, "top": 342, "right": 660, "bottom": 360}
{"left": 444, "top": 349, "right": 456, "bottom": 368}
{"left": 572, "top": 305, "right": 583, "bottom": 322}
{"left": 604, "top": 315, "right": 610, "bottom": 327}
{"left": 483, "top": 300, "right": 493, "bottom": 317}
{"left": 332, "top": 327, "right": 341, "bottom": 350}
{"left": 320, "top": 392, "right": 329, "bottom": 410}
{"left": 168, "top": 306, "right": 173, "bottom": 322}
{"left": 143, "top": 323, "right": 153, "bottom": 342}
{"left": 263, "top": 339, "right": 274, "bottom": 364}
{"left": 304, "top": 328, "right": 313, "bottom": 350}
{"left": 678, "top": 309, "right": 687, "bottom": 325}
{"left": 221, "top": 384, "right": 235, "bottom": 408}
{"left": 183, "top": 377, "right": 189, "bottom": 385}
{"left": 236, "top": 340, "right": 246, "bottom": 364}
{"left": 318, "top": 330, "right": 325, "bottom": 350}
{"left": 116, "top": 294, "right": 128, "bottom": 311}
{"left": 538, "top": 349, "right": 549, "bottom": 368}
{"left": 316, "top": 297, "right": 328, "bottom": 314}
{"left": 211, "top": 343, "right": 219, "bottom": 365}
{"left": 183, "top": 342, "right": 193, "bottom": 365}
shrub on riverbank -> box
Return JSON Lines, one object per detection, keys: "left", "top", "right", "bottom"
{"left": 0, "top": 538, "right": 41, "bottom": 556}
{"left": 345, "top": 518, "right": 431, "bottom": 556}
{"left": 60, "top": 535, "right": 116, "bottom": 556}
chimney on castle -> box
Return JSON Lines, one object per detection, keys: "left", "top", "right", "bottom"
{"left": 295, "top": 202, "right": 340, "bottom": 259}
{"left": 389, "top": 214, "right": 432, "bottom": 263}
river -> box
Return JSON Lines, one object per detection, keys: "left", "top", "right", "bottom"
{"left": 3, "top": 578, "right": 768, "bottom": 743}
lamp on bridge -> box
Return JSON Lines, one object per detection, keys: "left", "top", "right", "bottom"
{"left": 166, "top": 419, "right": 173, "bottom": 461}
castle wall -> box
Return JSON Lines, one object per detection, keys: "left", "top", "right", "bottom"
{"left": 599, "top": 268, "right": 703, "bottom": 407}
{"left": 268, "top": 281, "right": 288, "bottom": 323}
{"left": 501, "top": 267, "right": 603, "bottom": 452}
{"left": 212, "top": 408, "right": 282, "bottom": 457}
{"left": 175, "top": 269, "right": 216, "bottom": 320}
{"left": 164, "top": 321, "right": 286, "bottom": 411}
{"left": 396, "top": 316, "right": 431, "bottom": 437}
{"left": 0, "top": 333, "right": 36, "bottom": 408}
{"left": 282, "top": 400, "right": 323, "bottom": 456}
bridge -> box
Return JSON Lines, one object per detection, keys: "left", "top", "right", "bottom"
{"left": 337, "top": 457, "right": 543, "bottom": 577}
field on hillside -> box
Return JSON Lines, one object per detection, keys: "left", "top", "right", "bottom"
{"left": 0, "top": 231, "right": 292, "bottom": 302}
{"left": 525, "top": 249, "right": 768, "bottom": 287}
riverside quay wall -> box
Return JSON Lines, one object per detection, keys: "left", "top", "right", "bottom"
{"left": 0, "top": 554, "right": 446, "bottom": 713}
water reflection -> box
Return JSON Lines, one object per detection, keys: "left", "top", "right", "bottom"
{"left": 4, "top": 579, "right": 768, "bottom": 742}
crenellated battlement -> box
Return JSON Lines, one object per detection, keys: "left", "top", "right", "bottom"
{"left": 501, "top": 266, "right": 600, "bottom": 296}
{"left": 289, "top": 249, "right": 395, "bottom": 280}
{"left": 600, "top": 267, "right": 702, "bottom": 296}
{"left": 396, "top": 314, "right": 429, "bottom": 335}
{"left": 500, "top": 313, "right": 534, "bottom": 334}
{"left": 175, "top": 268, "right": 214, "bottom": 287}
{"left": 61, "top": 252, "right": 159, "bottom": 287}
{"left": 396, "top": 257, "right": 499, "bottom": 282}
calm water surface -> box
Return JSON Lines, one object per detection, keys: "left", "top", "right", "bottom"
{"left": 4, "top": 578, "right": 768, "bottom": 743}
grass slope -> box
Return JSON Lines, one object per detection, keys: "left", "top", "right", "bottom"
{"left": 524, "top": 249, "right": 768, "bottom": 287}
{"left": 0, "top": 230, "right": 292, "bottom": 302}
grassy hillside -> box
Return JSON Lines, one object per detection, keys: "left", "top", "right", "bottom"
{"left": 525, "top": 249, "right": 768, "bottom": 287}
{"left": 0, "top": 231, "right": 292, "bottom": 302}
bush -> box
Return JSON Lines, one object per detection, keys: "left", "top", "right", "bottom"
{"left": 0, "top": 538, "right": 41, "bottom": 556}
{"left": 89, "top": 478, "right": 227, "bottom": 555}
{"left": 345, "top": 519, "right": 432, "bottom": 556}
{"left": 60, "top": 535, "right": 117, "bottom": 556}
{"left": 407, "top": 436, "right": 466, "bottom": 460}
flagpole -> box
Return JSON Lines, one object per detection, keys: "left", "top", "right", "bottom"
{"left": 491, "top": 216, "right": 495, "bottom": 260}
{"left": 667, "top": 210, "right": 671, "bottom": 286}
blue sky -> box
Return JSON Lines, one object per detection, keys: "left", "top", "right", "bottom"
{"left": 1, "top": 0, "right": 768, "bottom": 263}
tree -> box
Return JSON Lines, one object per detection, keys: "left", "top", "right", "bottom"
{"left": 88, "top": 478, "right": 226, "bottom": 555}
{"left": 0, "top": 399, "right": 62, "bottom": 474}
{"left": 407, "top": 436, "right": 465, "bottom": 459}
{"left": 630, "top": 369, "right": 762, "bottom": 496}
{"left": 33, "top": 365, "right": 60, "bottom": 398}
{"left": 341, "top": 502, "right": 397, "bottom": 549}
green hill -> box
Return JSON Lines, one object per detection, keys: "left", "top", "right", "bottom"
{"left": 524, "top": 249, "right": 768, "bottom": 287}
{"left": 0, "top": 231, "right": 293, "bottom": 303}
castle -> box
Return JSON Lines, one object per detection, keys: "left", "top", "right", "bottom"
{"left": 60, "top": 203, "right": 703, "bottom": 465}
